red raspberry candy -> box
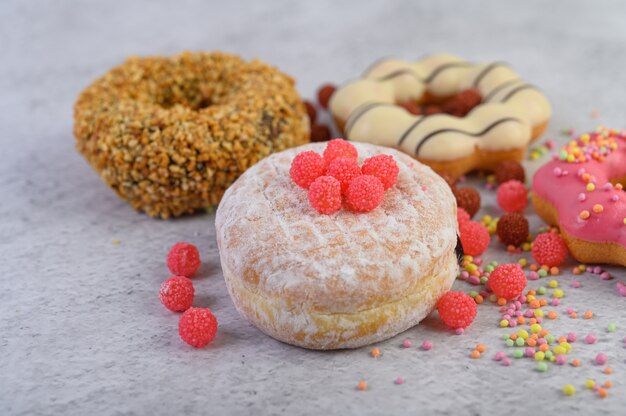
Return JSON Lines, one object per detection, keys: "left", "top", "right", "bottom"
{"left": 496, "top": 213, "right": 529, "bottom": 246}
{"left": 488, "top": 264, "right": 527, "bottom": 300}
{"left": 459, "top": 221, "right": 490, "bottom": 256}
{"left": 167, "top": 242, "right": 201, "bottom": 277}
{"left": 323, "top": 138, "right": 358, "bottom": 165}
{"left": 497, "top": 180, "right": 528, "bottom": 213}
{"left": 437, "top": 292, "right": 477, "bottom": 329}
{"left": 178, "top": 307, "right": 218, "bottom": 348}
{"left": 308, "top": 176, "right": 342, "bottom": 214}
{"left": 361, "top": 154, "right": 399, "bottom": 190}
{"left": 327, "top": 157, "right": 362, "bottom": 193}
{"left": 454, "top": 187, "right": 481, "bottom": 218}
{"left": 310, "top": 124, "right": 331, "bottom": 142}
{"left": 532, "top": 232, "right": 568, "bottom": 267}
{"left": 345, "top": 175, "right": 385, "bottom": 213}
{"left": 159, "top": 276, "right": 195, "bottom": 312}
{"left": 317, "top": 84, "right": 336, "bottom": 109}
{"left": 457, "top": 207, "right": 471, "bottom": 227}
{"left": 290, "top": 151, "right": 327, "bottom": 189}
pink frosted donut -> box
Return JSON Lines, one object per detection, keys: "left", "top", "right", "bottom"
{"left": 532, "top": 127, "right": 626, "bottom": 266}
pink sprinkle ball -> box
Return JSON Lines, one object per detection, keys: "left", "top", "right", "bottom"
{"left": 525, "top": 347, "right": 536, "bottom": 357}
{"left": 394, "top": 376, "right": 405, "bottom": 385}
{"left": 595, "top": 353, "right": 608, "bottom": 365}
{"left": 402, "top": 339, "right": 412, "bottom": 348}
{"left": 494, "top": 351, "right": 506, "bottom": 361}
{"left": 528, "top": 271, "right": 539, "bottom": 280}
{"left": 556, "top": 355, "right": 567, "bottom": 365}
{"left": 571, "top": 281, "right": 581, "bottom": 288}
{"left": 551, "top": 298, "right": 560, "bottom": 306}
{"left": 585, "top": 334, "right": 598, "bottom": 344}
{"left": 422, "top": 340, "right": 433, "bottom": 351}
{"left": 455, "top": 328, "right": 465, "bottom": 335}
{"left": 502, "top": 358, "right": 512, "bottom": 367}
{"left": 567, "top": 332, "right": 578, "bottom": 342}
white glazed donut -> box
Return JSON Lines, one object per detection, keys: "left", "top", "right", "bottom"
{"left": 215, "top": 142, "right": 459, "bottom": 349}
{"left": 329, "top": 54, "right": 552, "bottom": 179}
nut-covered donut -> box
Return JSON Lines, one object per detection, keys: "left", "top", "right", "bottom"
{"left": 74, "top": 52, "right": 310, "bottom": 218}
{"left": 329, "top": 53, "right": 551, "bottom": 179}
{"left": 215, "top": 142, "right": 458, "bottom": 350}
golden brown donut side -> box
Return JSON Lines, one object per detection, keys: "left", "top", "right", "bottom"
{"left": 74, "top": 52, "right": 309, "bottom": 218}
{"left": 221, "top": 251, "right": 456, "bottom": 350}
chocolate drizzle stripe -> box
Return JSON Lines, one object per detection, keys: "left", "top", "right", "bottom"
{"left": 362, "top": 57, "right": 395, "bottom": 76}
{"left": 472, "top": 62, "right": 508, "bottom": 88}
{"left": 500, "top": 85, "right": 538, "bottom": 103}
{"left": 414, "top": 117, "right": 523, "bottom": 156}
{"left": 398, "top": 114, "right": 444, "bottom": 147}
{"left": 424, "top": 62, "right": 473, "bottom": 83}
{"left": 483, "top": 79, "right": 522, "bottom": 102}
{"left": 373, "top": 62, "right": 472, "bottom": 84}
{"left": 345, "top": 103, "right": 395, "bottom": 137}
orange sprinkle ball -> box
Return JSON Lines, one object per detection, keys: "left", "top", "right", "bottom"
{"left": 604, "top": 367, "right": 613, "bottom": 374}
{"left": 539, "top": 344, "right": 550, "bottom": 353}
{"left": 471, "top": 350, "right": 481, "bottom": 359}
{"left": 475, "top": 294, "right": 484, "bottom": 304}
{"left": 584, "top": 310, "right": 593, "bottom": 319}
{"left": 571, "top": 359, "right": 581, "bottom": 367}
{"left": 548, "top": 311, "right": 558, "bottom": 320}
{"left": 518, "top": 316, "right": 526, "bottom": 325}
{"left": 527, "top": 290, "right": 537, "bottom": 296}
{"left": 529, "top": 318, "right": 538, "bottom": 325}
{"left": 529, "top": 264, "right": 538, "bottom": 272}
{"left": 570, "top": 312, "right": 578, "bottom": 319}
{"left": 510, "top": 333, "right": 518, "bottom": 341}
{"left": 530, "top": 299, "right": 540, "bottom": 308}
{"left": 527, "top": 338, "right": 537, "bottom": 347}
{"left": 476, "top": 344, "right": 487, "bottom": 353}
{"left": 558, "top": 336, "right": 567, "bottom": 344}
{"left": 357, "top": 380, "right": 368, "bottom": 391}
{"left": 370, "top": 348, "right": 381, "bottom": 358}
{"left": 598, "top": 388, "right": 608, "bottom": 398}
{"left": 539, "top": 329, "right": 550, "bottom": 337}
{"left": 539, "top": 299, "right": 548, "bottom": 307}
{"left": 497, "top": 297, "right": 507, "bottom": 306}
{"left": 549, "top": 267, "right": 559, "bottom": 275}
{"left": 604, "top": 380, "right": 613, "bottom": 388}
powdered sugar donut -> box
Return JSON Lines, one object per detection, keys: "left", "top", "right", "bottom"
{"left": 532, "top": 127, "right": 626, "bottom": 266}
{"left": 215, "top": 142, "right": 459, "bottom": 349}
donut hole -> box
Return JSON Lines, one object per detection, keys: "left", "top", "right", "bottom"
{"left": 397, "top": 88, "right": 482, "bottom": 118}
{"left": 123, "top": 57, "right": 245, "bottom": 112}
{"left": 154, "top": 80, "right": 225, "bottom": 111}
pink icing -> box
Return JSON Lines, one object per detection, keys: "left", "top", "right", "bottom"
{"left": 532, "top": 128, "right": 626, "bottom": 248}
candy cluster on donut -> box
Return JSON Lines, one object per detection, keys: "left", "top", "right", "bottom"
{"left": 290, "top": 139, "right": 399, "bottom": 214}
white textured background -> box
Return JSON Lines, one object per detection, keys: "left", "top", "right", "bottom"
{"left": 1, "top": 1, "right": 626, "bottom": 415}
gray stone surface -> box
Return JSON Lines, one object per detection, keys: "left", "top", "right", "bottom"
{"left": 1, "top": 0, "right": 626, "bottom": 415}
